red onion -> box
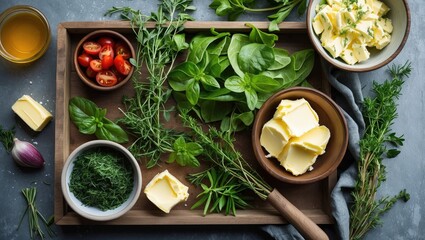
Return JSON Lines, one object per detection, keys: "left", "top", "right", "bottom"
{"left": 11, "top": 138, "right": 45, "bottom": 168}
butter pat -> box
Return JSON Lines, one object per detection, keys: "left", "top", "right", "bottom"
{"left": 144, "top": 170, "right": 189, "bottom": 213}
{"left": 291, "top": 126, "right": 331, "bottom": 155}
{"left": 12, "top": 95, "right": 52, "bottom": 131}
{"left": 278, "top": 143, "right": 318, "bottom": 176}
{"left": 279, "top": 99, "right": 319, "bottom": 137}
{"left": 260, "top": 119, "right": 291, "bottom": 158}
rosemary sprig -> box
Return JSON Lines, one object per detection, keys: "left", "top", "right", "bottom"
{"left": 106, "top": 0, "right": 194, "bottom": 168}
{"left": 181, "top": 111, "right": 272, "bottom": 201}
{"left": 349, "top": 62, "right": 412, "bottom": 240}
{"left": 0, "top": 124, "right": 15, "bottom": 152}
{"left": 18, "top": 187, "right": 54, "bottom": 240}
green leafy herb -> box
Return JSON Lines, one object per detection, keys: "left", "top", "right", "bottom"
{"left": 0, "top": 124, "right": 15, "bottom": 152}
{"left": 209, "top": 0, "right": 306, "bottom": 32}
{"left": 167, "top": 136, "right": 203, "bottom": 167}
{"left": 349, "top": 62, "right": 412, "bottom": 240}
{"left": 69, "top": 148, "right": 134, "bottom": 211}
{"left": 106, "top": 0, "right": 194, "bottom": 168}
{"left": 18, "top": 187, "right": 54, "bottom": 240}
{"left": 181, "top": 111, "right": 272, "bottom": 203}
{"left": 237, "top": 43, "right": 275, "bottom": 73}
{"left": 68, "top": 97, "right": 128, "bottom": 143}
{"left": 188, "top": 167, "right": 251, "bottom": 216}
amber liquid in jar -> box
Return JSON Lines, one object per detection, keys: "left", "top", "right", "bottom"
{"left": 0, "top": 11, "right": 48, "bottom": 60}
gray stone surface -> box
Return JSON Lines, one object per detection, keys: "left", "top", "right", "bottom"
{"left": 0, "top": 0, "right": 422, "bottom": 239}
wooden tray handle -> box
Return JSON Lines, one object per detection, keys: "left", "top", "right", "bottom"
{"left": 267, "top": 188, "right": 329, "bottom": 240}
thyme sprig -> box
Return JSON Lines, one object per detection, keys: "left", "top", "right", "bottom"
{"left": 18, "top": 187, "right": 54, "bottom": 240}
{"left": 106, "top": 0, "right": 194, "bottom": 168}
{"left": 349, "top": 62, "right": 412, "bottom": 240}
{"left": 181, "top": 111, "right": 272, "bottom": 201}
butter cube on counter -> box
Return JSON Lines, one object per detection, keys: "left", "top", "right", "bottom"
{"left": 12, "top": 95, "right": 52, "bottom": 132}
{"left": 144, "top": 170, "right": 189, "bottom": 213}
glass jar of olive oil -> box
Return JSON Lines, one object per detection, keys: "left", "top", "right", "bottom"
{"left": 0, "top": 5, "right": 51, "bottom": 63}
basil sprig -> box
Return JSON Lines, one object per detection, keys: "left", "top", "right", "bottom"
{"left": 69, "top": 97, "right": 128, "bottom": 143}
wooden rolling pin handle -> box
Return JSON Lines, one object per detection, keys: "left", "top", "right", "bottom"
{"left": 267, "top": 188, "right": 329, "bottom": 240}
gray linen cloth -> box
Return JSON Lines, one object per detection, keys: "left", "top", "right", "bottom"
{"left": 263, "top": 60, "right": 366, "bottom": 240}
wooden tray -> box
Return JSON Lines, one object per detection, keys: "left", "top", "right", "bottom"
{"left": 54, "top": 21, "right": 336, "bottom": 225}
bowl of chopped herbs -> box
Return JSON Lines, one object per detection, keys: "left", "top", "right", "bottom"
{"left": 61, "top": 140, "right": 142, "bottom": 221}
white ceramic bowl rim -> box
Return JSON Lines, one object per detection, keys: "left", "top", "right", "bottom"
{"left": 61, "top": 140, "right": 142, "bottom": 221}
{"left": 307, "top": 0, "right": 411, "bottom": 72}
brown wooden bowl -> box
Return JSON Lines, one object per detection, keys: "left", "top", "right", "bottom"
{"left": 74, "top": 30, "right": 135, "bottom": 91}
{"left": 252, "top": 87, "right": 348, "bottom": 184}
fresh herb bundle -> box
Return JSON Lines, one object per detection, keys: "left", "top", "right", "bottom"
{"left": 68, "top": 97, "right": 128, "bottom": 143}
{"left": 209, "top": 0, "right": 307, "bottom": 31}
{"left": 0, "top": 124, "right": 15, "bottom": 152}
{"left": 169, "top": 24, "right": 315, "bottom": 133}
{"left": 18, "top": 187, "right": 54, "bottom": 240}
{"left": 106, "top": 0, "right": 195, "bottom": 168}
{"left": 349, "top": 62, "right": 412, "bottom": 239}
{"left": 69, "top": 148, "right": 134, "bottom": 211}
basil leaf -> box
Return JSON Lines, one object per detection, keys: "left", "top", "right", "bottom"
{"left": 200, "top": 75, "right": 220, "bottom": 89}
{"left": 186, "top": 79, "right": 201, "bottom": 105}
{"left": 251, "top": 74, "right": 281, "bottom": 93}
{"left": 169, "top": 61, "right": 199, "bottom": 91}
{"left": 245, "top": 88, "right": 258, "bottom": 110}
{"left": 95, "top": 119, "right": 128, "bottom": 143}
{"left": 246, "top": 23, "right": 278, "bottom": 47}
{"left": 188, "top": 32, "right": 229, "bottom": 63}
{"left": 237, "top": 43, "right": 275, "bottom": 74}
{"left": 224, "top": 76, "right": 245, "bottom": 93}
{"left": 292, "top": 49, "right": 314, "bottom": 71}
{"left": 78, "top": 117, "right": 97, "bottom": 134}
{"left": 228, "top": 34, "right": 250, "bottom": 78}
{"left": 200, "top": 88, "right": 243, "bottom": 102}
{"left": 230, "top": 111, "right": 254, "bottom": 131}
{"left": 172, "top": 33, "right": 189, "bottom": 52}
{"left": 186, "top": 142, "right": 203, "bottom": 156}
{"left": 207, "top": 36, "right": 229, "bottom": 56}
{"left": 69, "top": 97, "right": 98, "bottom": 125}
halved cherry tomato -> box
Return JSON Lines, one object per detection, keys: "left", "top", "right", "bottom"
{"left": 114, "top": 55, "right": 132, "bottom": 76}
{"left": 110, "top": 66, "right": 125, "bottom": 82}
{"left": 97, "top": 37, "right": 115, "bottom": 47}
{"left": 83, "top": 41, "right": 101, "bottom": 55}
{"left": 86, "top": 66, "right": 97, "bottom": 78}
{"left": 77, "top": 53, "right": 92, "bottom": 67}
{"left": 99, "top": 45, "right": 114, "bottom": 60}
{"left": 101, "top": 55, "right": 114, "bottom": 69}
{"left": 114, "top": 41, "right": 131, "bottom": 59}
{"left": 89, "top": 59, "right": 102, "bottom": 72}
{"left": 96, "top": 70, "right": 117, "bottom": 87}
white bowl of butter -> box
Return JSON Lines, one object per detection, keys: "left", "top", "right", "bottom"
{"left": 307, "top": 0, "right": 410, "bottom": 72}
{"left": 252, "top": 87, "right": 348, "bottom": 184}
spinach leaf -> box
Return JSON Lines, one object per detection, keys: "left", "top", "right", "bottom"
{"left": 268, "top": 48, "right": 291, "bottom": 70}
{"left": 187, "top": 32, "right": 229, "bottom": 63}
{"left": 292, "top": 49, "right": 314, "bottom": 71}
{"left": 200, "top": 100, "right": 233, "bottom": 123}
{"left": 69, "top": 97, "right": 128, "bottom": 143}
{"left": 168, "top": 61, "right": 198, "bottom": 91}
{"left": 251, "top": 74, "right": 281, "bottom": 93}
{"left": 246, "top": 23, "right": 278, "bottom": 47}
{"left": 228, "top": 34, "right": 250, "bottom": 78}
{"left": 200, "top": 88, "right": 243, "bottom": 102}
{"left": 237, "top": 43, "right": 275, "bottom": 74}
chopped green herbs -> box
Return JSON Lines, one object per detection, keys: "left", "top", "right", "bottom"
{"left": 0, "top": 124, "right": 15, "bottom": 152}
{"left": 69, "top": 148, "right": 134, "bottom": 211}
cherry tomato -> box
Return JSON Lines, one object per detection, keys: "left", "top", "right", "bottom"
{"left": 86, "top": 66, "right": 97, "bottom": 78}
{"left": 96, "top": 70, "right": 118, "bottom": 87}
{"left": 114, "top": 41, "right": 131, "bottom": 59}
{"left": 101, "top": 55, "right": 114, "bottom": 69}
{"left": 89, "top": 59, "right": 102, "bottom": 72}
{"left": 114, "top": 55, "right": 132, "bottom": 76}
{"left": 77, "top": 53, "right": 92, "bottom": 67}
{"left": 97, "top": 37, "right": 115, "bottom": 47}
{"left": 99, "top": 45, "right": 114, "bottom": 60}
{"left": 110, "top": 66, "right": 125, "bottom": 82}
{"left": 83, "top": 41, "right": 101, "bottom": 55}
